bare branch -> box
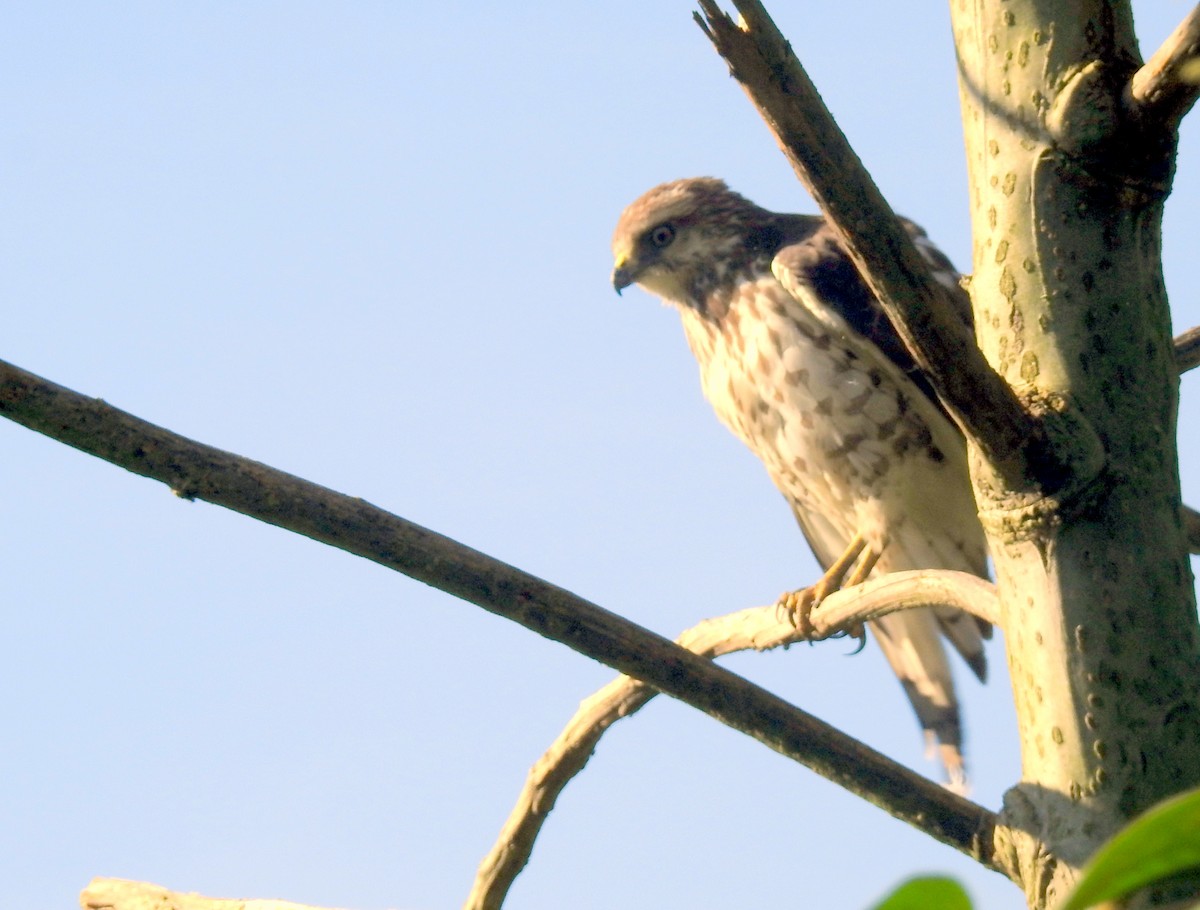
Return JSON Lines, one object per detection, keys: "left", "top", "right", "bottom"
{"left": 81, "top": 878, "right": 345, "bottom": 910}
{"left": 0, "top": 358, "right": 999, "bottom": 868}
{"left": 467, "top": 571, "right": 1001, "bottom": 909}
{"left": 693, "top": 0, "right": 1074, "bottom": 493}
{"left": 1184, "top": 504, "right": 1200, "bottom": 555}
{"left": 812, "top": 570, "right": 1000, "bottom": 628}
{"left": 1178, "top": 325, "right": 1200, "bottom": 373}
{"left": 1128, "top": 3, "right": 1200, "bottom": 129}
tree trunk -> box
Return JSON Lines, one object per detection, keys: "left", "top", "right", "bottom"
{"left": 951, "top": 1, "right": 1200, "bottom": 905}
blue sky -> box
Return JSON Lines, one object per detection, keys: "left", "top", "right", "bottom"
{"left": 2, "top": 4, "right": 1197, "bottom": 909}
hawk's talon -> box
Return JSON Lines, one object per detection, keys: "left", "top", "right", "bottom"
{"left": 777, "top": 585, "right": 869, "bottom": 645}
{"left": 843, "top": 623, "right": 868, "bottom": 654}
{"left": 776, "top": 585, "right": 825, "bottom": 639}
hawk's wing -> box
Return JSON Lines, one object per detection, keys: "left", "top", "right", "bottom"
{"left": 769, "top": 216, "right": 990, "bottom": 768}
{"left": 769, "top": 215, "right": 971, "bottom": 422}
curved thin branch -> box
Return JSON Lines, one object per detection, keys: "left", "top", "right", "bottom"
{"left": 0, "top": 358, "right": 999, "bottom": 871}
{"left": 693, "top": 0, "right": 1076, "bottom": 493}
{"left": 1128, "top": 3, "right": 1200, "bottom": 129}
{"left": 466, "top": 571, "right": 1001, "bottom": 910}
{"left": 810, "top": 570, "right": 1000, "bottom": 628}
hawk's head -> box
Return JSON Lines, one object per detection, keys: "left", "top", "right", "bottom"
{"left": 611, "top": 177, "right": 769, "bottom": 310}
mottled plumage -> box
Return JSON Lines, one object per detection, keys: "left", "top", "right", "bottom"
{"left": 611, "top": 178, "right": 989, "bottom": 784}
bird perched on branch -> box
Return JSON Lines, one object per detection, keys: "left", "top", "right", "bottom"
{"left": 610, "top": 177, "right": 990, "bottom": 786}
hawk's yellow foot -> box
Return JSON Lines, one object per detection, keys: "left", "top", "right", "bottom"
{"left": 776, "top": 532, "right": 875, "bottom": 639}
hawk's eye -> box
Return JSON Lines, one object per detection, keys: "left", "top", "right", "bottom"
{"left": 649, "top": 224, "right": 676, "bottom": 249}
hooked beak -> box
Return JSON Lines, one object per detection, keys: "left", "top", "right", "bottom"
{"left": 611, "top": 257, "right": 635, "bottom": 295}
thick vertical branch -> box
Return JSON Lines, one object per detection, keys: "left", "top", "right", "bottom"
{"left": 952, "top": 0, "right": 1200, "bottom": 906}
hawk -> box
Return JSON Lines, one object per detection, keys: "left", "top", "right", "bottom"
{"left": 610, "top": 177, "right": 990, "bottom": 785}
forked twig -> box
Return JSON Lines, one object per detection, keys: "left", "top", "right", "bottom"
{"left": 465, "top": 571, "right": 1000, "bottom": 910}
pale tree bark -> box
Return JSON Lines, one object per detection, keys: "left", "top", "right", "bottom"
{"left": 953, "top": 2, "right": 1200, "bottom": 906}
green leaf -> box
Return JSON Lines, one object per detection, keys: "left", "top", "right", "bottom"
{"left": 869, "top": 876, "right": 972, "bottom": 910}
{"left": 1061, "top": 787, "right": 1200, "bottom": 910}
